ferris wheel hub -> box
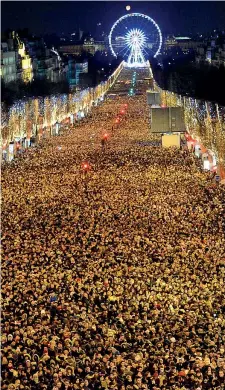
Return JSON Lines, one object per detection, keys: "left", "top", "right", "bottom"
{"left": 125, "top": 28, "right": 146, "bottom": 66}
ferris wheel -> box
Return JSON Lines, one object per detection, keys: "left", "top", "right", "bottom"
{"left": 109, "top": 13, "right": 162, "bottom": 67}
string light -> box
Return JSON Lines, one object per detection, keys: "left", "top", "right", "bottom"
{"left": 156, "top": 83, "right": 225, "bottom": 164}
{"left": 1, "top": 61, "right": 124, "bottom": 148}
{"left": 1, "top": 61, "right": 224, "bottom": 166}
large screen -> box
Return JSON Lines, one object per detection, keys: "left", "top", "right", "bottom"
{"left": 150, "top": 107, "right": 185, "bottom": 133}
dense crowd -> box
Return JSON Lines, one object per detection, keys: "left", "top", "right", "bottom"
{"left": 109, "top": 68, "right": 153, "bottom": 97}
{"left": 2, "top": 70, "right": 225, "bottom": 390}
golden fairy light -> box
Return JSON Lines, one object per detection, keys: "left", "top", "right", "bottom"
{"left": 2, "top": 60, "right": 223, "bottom": 166}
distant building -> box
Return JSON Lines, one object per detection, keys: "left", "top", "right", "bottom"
{"left": 31, "top": 45, "right": 63, "bottom": 82}
{"left": 75, "top": 61, "right": 88, "bottom": 85}
{"left": 164, "top": 36, "right": 202, "bottom": 54}
{"left": 67, "top": 58, "right": 77, "bottom": 89}
{"left": 66, "top": 59, "right": 89, "bottom": 90}
{"left": 206, "top": 48, "right": 212, "bottom": 63}
{"left": 195, "top": 42, "right": 225, "bottom": 67}
{"left": 75, "top": 61, "right": 88, "bottom": 74}
{"left": 59, "top": 44, "right": 84, "bottom": 56}
{"left": 33, "top": 56, "right": 53, "bottom": 80}
{"left": 17, "top": 40, "right": 33, "bottom": 83}
{"left": 51, "top": 49, "right": 65, "bottom": 83}
{"left": 58, "top": 40, "right": 106, "bottom": 56}
{"left": 1, "top": 31, "right": 65, "bottom": 84}
{"left": 1, "top": 31, "right": 33, "bottom": 83}
{"left": 1, "top": 48, "right": 17, "bottom": 83}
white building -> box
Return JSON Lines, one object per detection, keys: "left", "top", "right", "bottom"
{"left": 1, "top": 49, "right": 17, "bottom": 83}
{"left": 75, "top": 61, "right": 88, "bottom": 74}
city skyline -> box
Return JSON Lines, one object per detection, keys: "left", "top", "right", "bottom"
{"left": 2, "top": 1, "right": 225, "bottom": 37}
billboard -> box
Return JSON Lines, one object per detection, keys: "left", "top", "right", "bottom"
{"left": 146, "top": 90, "right": 161, "bottom": 105}
{"left": 150, "top": 107, "right": 185, "bottom": 133}
{"left": 162, "top": 134, "right": 181, "bottom": 148}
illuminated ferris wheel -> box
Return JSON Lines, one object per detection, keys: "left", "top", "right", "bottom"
{"left": 109, "top": 13, "right": 162, "bottom": 67}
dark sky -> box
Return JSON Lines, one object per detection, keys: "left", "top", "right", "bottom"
{"left": 2, "top": 1, "right": 225, "bottom": 37}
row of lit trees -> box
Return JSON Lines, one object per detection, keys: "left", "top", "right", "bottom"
{"left": 183, "top": 99, "right": 225, "bottom": 164}
{"left": 154, "top": 83, "right": 225, "bottom": 164}
{"left": 1, "top": 62, "right": 124, "bottom": 149}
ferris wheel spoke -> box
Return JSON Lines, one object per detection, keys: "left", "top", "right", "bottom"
{"left": 120, "top": 18, "right": 132, "bottom": 35}
{"left": 115, "top": 44, "right": 131, "bottom": 58}
{"left": 138, "top": 16, "right": 147, "bottom": 32}
{"left": 114, "top": 44, "right": 126, "bottom": 55}
{"left": 142, "top": 46, "right": 150, "bottom": 58}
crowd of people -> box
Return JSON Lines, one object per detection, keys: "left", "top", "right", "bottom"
{"left": 2, "top": 69, "right": 225, "bottom": 390}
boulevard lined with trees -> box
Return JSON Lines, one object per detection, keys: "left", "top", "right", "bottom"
{"left": 1, "top": 68, "right": 225, "bottom": 390}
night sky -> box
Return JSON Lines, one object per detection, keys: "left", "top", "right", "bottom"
{"left": 2, "top": 1, "right": 225, "bottom": 37}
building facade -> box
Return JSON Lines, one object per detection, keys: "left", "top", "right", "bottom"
{"left": 1, "top": 49, "right": 17, "bottom": 83}
{"left": 1, "top": 32, "right": 64, "bottom": 84}
{"left": 58, "top": 40, "right": 106, "bottom": 56}
{"left": 164, "top": 36, "right": 203, "bottom": 55}
{"left": 196, "top": 43, "right": 225, "bottom": 67}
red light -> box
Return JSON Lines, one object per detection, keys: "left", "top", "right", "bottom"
{"left": 120, "top": 110, "right": 125, "bottom": 114}
{"left": 124, "top": 104, "right": 128, "bottom": 108}
{"left": 161, "top": 105, "right": 166, "bottom": 108}
{"left": 82, "top": 162, "right": 90, "bottom": 171}
{"left": 103, "top": 133, "right": 108, "bottom": 140}
{"left": 115, "top": 118, "right": 119, "bottom": 123}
